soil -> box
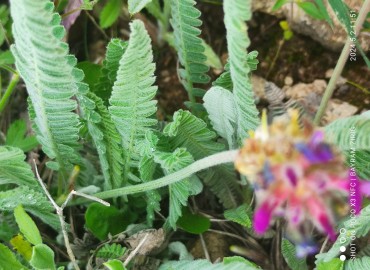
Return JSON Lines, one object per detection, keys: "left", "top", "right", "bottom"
{"left": 156, "top": 5, "right": 370, "bottom": 114}
{"left": 63, "top": 3, "right": 370, "bottom": 117}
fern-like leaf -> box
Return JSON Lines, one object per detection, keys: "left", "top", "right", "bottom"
{"left": 0, "top": 146, "right": 59, "bottom": 229}
{"left": 94, "top": 39, "right": 128, "bottom": 103}
{"left": 109, "top": 20, "right": 158, "bottom": 181}
{"left": 96, "top": 243, "right": 127, "bottom": 260}
{"left": 212, "top": 61, "right": 233, "bottom": 91}
{"left": 315, "top": 204, "right": 370, "bottom": 264}
{"left": 223, "top": 0, "right": 259, "bottom": 141}
{"left": 0, "top": 186, "right": 59, "bottom": 229}
{"left": 170, "top": 0, "right": 209, "bottom": 107}
{"left": 325, "top": 111, "right": 370, "bottom": 179}
{"left": 354, "top": 150, "right": 370, "bottom": 179}
{"left": 224, "top": 204, "right": 252, "bottom": 228}
{"left": 281, "top": 238, "right": 308, "bottom": 270}
{"left": 164, "top": 110, "right": 242, "bottom": 208}
{"left": 0, "top": 146, "right": 39, "bottom": 189}
{"left": 213, "top": 51, "right": 259, "bottom": 92}
{"left": 139, "top": 155, "right": 161, "bottom": 226}
{"left": 10, "top": 0, "right": 81, "bottom": 176}
{"left": 345, "top": 256, "right": 370, "bottom": 270}
{"left": 203, "top": 86, "right": 237, "bottom": 149}
{"left": 85, "top": 92, "right": 124, "bottom": 189}
{"left": 139, "top": 131, "right": 202, "bottom": 227}
{"left": 325, "top": 111, "right": 370, "bottom": 151}
{"left": 154, "top": 148, "right": 201, "bottom": 229}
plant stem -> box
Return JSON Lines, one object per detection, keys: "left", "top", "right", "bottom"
{"left": 0, "top": 65, "right": 18, "bottom": 74}
{"left": 314, "top": 0, "right": 370, "bottom": 125}
{"left": 0, "top": 73, "right": 20, "bottom": 114}
{"left": 0, "top": 74, "right": 2, "bottom": 99}
{"left": 33, "top": 161, "right": 110, "bottom": 270}
{"left": 266, "top": 39, "right": 285, "bottom": 79}
{"left": 346, "top": 80, "right": 370, "bottom": 94}
{"left": 70, "top": 150, "right": 239, "bottom": 204}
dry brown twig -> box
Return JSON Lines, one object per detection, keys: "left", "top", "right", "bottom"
{"left": 124, "top": 233, "right": 149, "bottom": 267}
{"left": 33, "top": 160, "right": 110, "bottom": 270}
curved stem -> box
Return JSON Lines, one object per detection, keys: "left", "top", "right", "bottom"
{"left": 0, "top": 73, "right": 20, "bottom": 114}
{"left": 314, "top": 0, "right": 370, "bottom": 125}
{"left": 266, "top": 39, "right": 285, "bottom": 79}
{"left": 346, "top": 80, "right": 370, "bottom": 95}
{"left": 0, "top": 65, "right": 18, "bottom": 74}
{"left": 70, "top": 150, "right": 239, "bottom": 204}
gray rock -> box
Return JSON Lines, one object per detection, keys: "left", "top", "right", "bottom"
{"left": 252, "top": 0, "right": 370, "bottom": 52}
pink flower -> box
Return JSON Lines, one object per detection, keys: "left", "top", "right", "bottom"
{"left": 235, "top": 110, "right": 369, "bottom": 255}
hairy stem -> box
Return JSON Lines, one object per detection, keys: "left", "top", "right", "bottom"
{"left": 71, "top": 150, "right": 239, "bottom": 204}
{"left": 314, "top": 0, "right": 370, "bottom": 125}
{"left": 0, "top": 73, "right": 19, "bottom": 113}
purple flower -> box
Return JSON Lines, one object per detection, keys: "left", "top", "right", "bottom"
{"left": 62, "top": 0, "right": 83, "bottom": 31}
{"left": 235, "top": 110, "right": 370, "bottom": 254}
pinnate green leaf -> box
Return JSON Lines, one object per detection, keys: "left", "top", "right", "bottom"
{"left": 224, "top": 204, "right": 252, "bottom": 228}
{"left": 281, "top": 238, "right": 308, "bottom": 270}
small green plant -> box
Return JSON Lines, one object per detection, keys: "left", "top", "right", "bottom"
{"left": 0, "top": 0, "right": 369, "bottom": 269}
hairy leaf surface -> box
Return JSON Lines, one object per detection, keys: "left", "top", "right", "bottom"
{"left": 164, "top": 110, "right": 242, "bottom": 208}
{"left": 325, "top": 111, "right": 370, "bottom": 151}
{"left": 10, "top": 0, "right": 81, "bottom": 175}
{"left": 86, "top": 92, "right": 124, "bottom": 189}
{"left": 170, "top": 0, "right": 209, "bottom": 107}
{"left": 203, "top": 86, "right": 237, "bottom": 149}
{"left": 0, "top": 186, "right": 59, "bottom": 229}
{"left": 315, "top": 204, "right": 370, "bottom": 264}
{"left": 0, "top": 146, "right": 39, "bottom": 189}
{"left": 109, "top": 20, "right": 158, "bottom": 181}
{"left": 139, "top": 155, "right": 161, "bottom": 225}
{"left": 325, "top": 111, "right": 370, "bottom": 179}
{"left": 224, "top": 0, "right": 259, "bottom": 141}
{"left": 281, "top": 238, "right": 308, "bottom": 270}
{"left": 154, "top": 148, "right": 201, "bottom": 229}
{"left": 94, "top": 39, "right": 128, "bottom": 103}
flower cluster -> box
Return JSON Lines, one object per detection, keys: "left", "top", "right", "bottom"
{"left": 235, "top": 110, "right": 369, "bottom": 256}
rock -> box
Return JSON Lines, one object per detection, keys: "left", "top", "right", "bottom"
{"left": 253, "top": 0, "right": 370, "bottom": 52}
{"left": 252, "top": 1, "right": 285, "bottom": 17}
{"left": 284, "top": 76, "right": 293, "bottom": 86}
{"left": 125, "top": 229, "right": 165, "bottom": 255}
{"left": 322, "top": 99, "right": 358, "bottom": 124}
{"left": 284, "top": 79, "right": 327, "bottom": 99}
{"left": 251, "top": 75, "right": 267, "bottom": 99}
{"left": 190, "top": 232, "right": 231, "bottom": 261}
